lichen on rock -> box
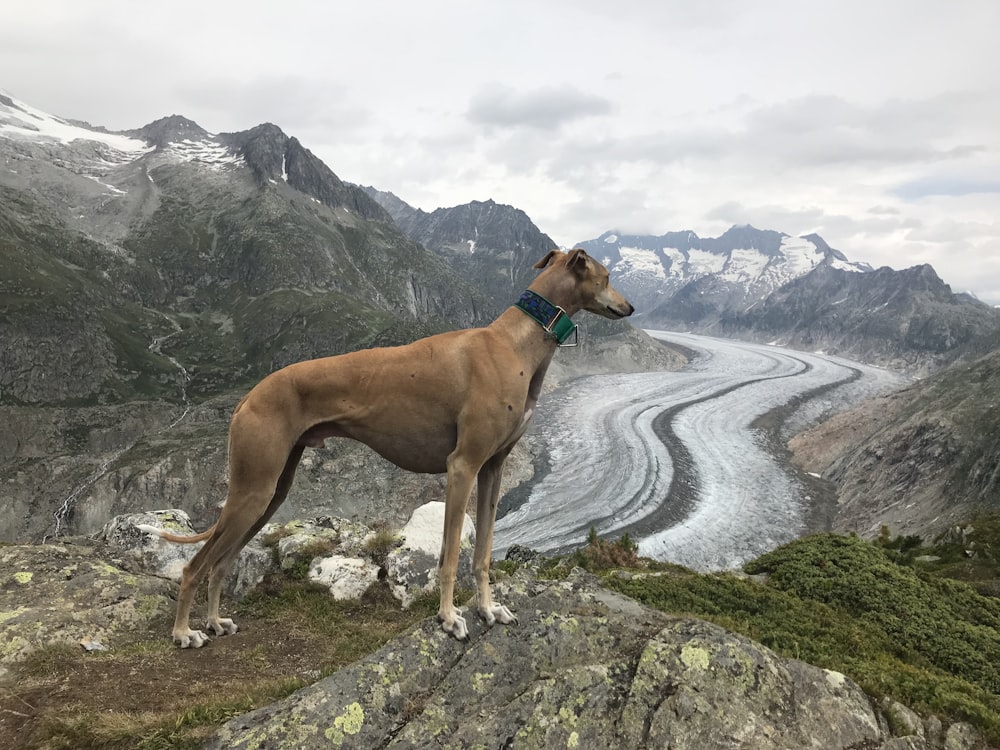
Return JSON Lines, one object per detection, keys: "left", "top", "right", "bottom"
{"left": 206, "top": 569, "right": 895, "bottom": 749}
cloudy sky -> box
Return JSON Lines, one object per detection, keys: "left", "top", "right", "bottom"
{"left": 3, "top": 0, "right": 999, "bottom": 303}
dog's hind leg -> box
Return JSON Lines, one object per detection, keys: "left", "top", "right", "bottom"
{"left": 172, "top": 487, "right": 273, "bottom": 647}
{"left": 171, "top": 417, "right": 299, "bottom": 647}
{"left": 171, "top": 533, "right": 231, "bottom": 647}
{"left": 473, "top": 452, "right": 517, "bottom": 627}
{"left": 203, "top": 445, "right": 306, "bottom": 638}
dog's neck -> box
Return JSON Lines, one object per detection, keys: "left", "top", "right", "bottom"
{"left": 512, "top": 290, "right": 577, "bottom": 345}
{"left": 491, "top": 270, "right": 584, "bottom": 376}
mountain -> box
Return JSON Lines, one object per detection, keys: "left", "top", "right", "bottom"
{"left": 0, "top": 91, "right": 487, "bottom": 406}
{"left": 363, "top": 191, "right": 558, "bottom": 311}
{"left": 789, "top": 347, "right": 1000, "bottom": 540}
{"left": 580, "top": 225, "right": 999, "bottom": 372}
{"left": 718, "top": 263, "right": 1000, "bottom": 372}
{"left": 0, "top": 92, "right": 678, "bottom": 543}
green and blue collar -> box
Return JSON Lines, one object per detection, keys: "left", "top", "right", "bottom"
{"left": 513, "top": 290, "right": 578, "bottom": 346}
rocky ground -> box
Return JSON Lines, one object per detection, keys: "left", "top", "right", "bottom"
{"left": 1, "top": 508, "right": 995, "bottom": 749}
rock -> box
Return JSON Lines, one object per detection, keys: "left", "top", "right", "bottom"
{"left": 0, "top": 542, "right": 174, "bottom": 675}
{"left": 944, "top": 722, "right": 980, "bottom": 750}
{"left": 263, "top": 516, "right": 376, "bottom": 573}
{"left": 925, "top": 715, "right": 945, "bottom": 747}
{"left": 504, "top": 543, "right": 544, "bottom": 567}
{"left": 880, "top": 738, "right": 924, "bottom": 750}
{"left": 385, "top": 502, "right": 475, "bottom": 607}
{"left": 207, "top": 569, "right": 890, "bottom": 749}
{"left": 308, "top": 555, "right": 381, "bottom": 600}
{"left": 883, "top": 698, "right": 925, "bottom": 739}
{"left": 100, "top": 509, "right": 275, "bottom": 599}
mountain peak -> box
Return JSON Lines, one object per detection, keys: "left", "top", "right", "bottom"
{"left": 132, "top": 115, "right": 208, "bottom": 148}
{"left": 216, "top": 123, "right": 290, "bottom": 184}
{"left": 715, "top": 225, "right": 787, "bottom": 254}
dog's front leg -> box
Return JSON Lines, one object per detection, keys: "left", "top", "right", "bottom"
{"left": 437, "top": 453, "right": 478, "bottom": 640}
{"left": 474, "top": 454, "right": 517, "bottom": 627}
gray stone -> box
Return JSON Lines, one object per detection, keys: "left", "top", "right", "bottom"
{"left": 0, "top": 542, "right": 174, "bottom": 674}
{"left": 943, "top": 722, "right": 980, "bottom": 750}
{"left": 101, "top": 509, "right": 275, "bottom": 599}
{"left": 883, "top": 698, "right": 925, "bottom": 738}
{"left": 308, "top": 555, "right": 380, "bottom": 600}
{"left": 385, "top": 502, "right": 475, "bottom": 607}
{"left": 207, "top": 569, "right": 888, "bottom": 750}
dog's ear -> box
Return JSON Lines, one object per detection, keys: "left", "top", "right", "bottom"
{"left": 566, "top": 248, "right": 591, "bottom": 273}
{"left": 533, "top": 250, "right": 563, "bottom": 269}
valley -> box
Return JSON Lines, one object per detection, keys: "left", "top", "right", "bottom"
{"left": 495, "top": 332, "right": 905, "bottom": 569}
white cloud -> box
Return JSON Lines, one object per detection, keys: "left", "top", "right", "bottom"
{"left": 467, "top": 84, "right": 613, "bottom": 130}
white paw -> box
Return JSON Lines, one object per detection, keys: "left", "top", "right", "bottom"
{"left": 481, "top": 604, "right": 518, "bottom": 627}
{"left": 438, "top": 609, "right": 469, "bottom": 640}
{"left": 207, "top": 618, "right": 239, "bottom": 636}
{"left": 175, "top": 629, "right": 210, "bottom": 648}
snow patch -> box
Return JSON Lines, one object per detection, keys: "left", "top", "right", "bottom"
{"left": 618, "top": 246, "right": 666, "bottom": 279}
{"left": 778, "top": 236, "right": 824, "bottom": 276}
{"left": 721, "top": 248, "right": 769, "bottom": 283}
{"left": 167, "top": 138, "right": 242, "bottom": 170}
{"left": 0, "top": 91, "right": 150, "bottom": 156}
{"left": 603, "top": 234, "right": 618, "bottom": 243}
{"left": 685, "top": 248, "right": 726, "bottom": 275}
{"left": 831, "top": 257, "right": 866, "bottom": 273}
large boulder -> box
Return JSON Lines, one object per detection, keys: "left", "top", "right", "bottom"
{"left": 384, "top": 502, "right": 475, "bottom": 607}
{"left": 100, "top": 509, "right": 275, "bottom": 599}
{"left": 206, "top": 569, "right": 909, "bottom": 749}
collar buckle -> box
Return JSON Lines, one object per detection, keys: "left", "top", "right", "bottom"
{"left": 545, "top": 308, "right": 579, "bottom": 347}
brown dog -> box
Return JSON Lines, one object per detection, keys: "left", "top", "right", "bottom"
{"left": 140, "top": 249, "right": 633, "bottom": 645}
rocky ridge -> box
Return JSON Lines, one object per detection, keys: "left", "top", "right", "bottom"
{"left": 575, "top": 226, "right": 1000, "bottom": 374}
{"left": 576, "top": 226, "right": 869, "bottom": 319}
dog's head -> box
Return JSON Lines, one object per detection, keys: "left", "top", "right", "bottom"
{"left": 534, "top": 249, "right": 634, "bottom": 319}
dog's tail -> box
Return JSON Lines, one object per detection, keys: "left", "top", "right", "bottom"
{"left": 137, "top": 523, "right": 216, "bottom": 544}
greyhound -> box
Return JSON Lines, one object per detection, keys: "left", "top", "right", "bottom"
{"left": 140, "top": 248, "right": 633, "bottom": 646}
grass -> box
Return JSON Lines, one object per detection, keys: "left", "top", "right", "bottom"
{"left": 361, "top": 524, "right": 403, "bottom": 569}
{"left": 1, "top": 578, "right": 438, "bottom": 750}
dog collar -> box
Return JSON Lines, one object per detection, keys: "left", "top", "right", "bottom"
{"left": 513, "top": 290, "right": 579, "bottom": 346}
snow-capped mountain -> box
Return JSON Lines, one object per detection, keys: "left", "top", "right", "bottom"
{"left": 576, "top": 226, "right": 872, "bottom": 319}
{"left": 574, "top": 224, "right": 999, "bottom": 371}
{"left": 0, "top": 88, "right": 490, "bottom": 410}
{"left": 1, "top": 89, "right": 503, "bottom": 543}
